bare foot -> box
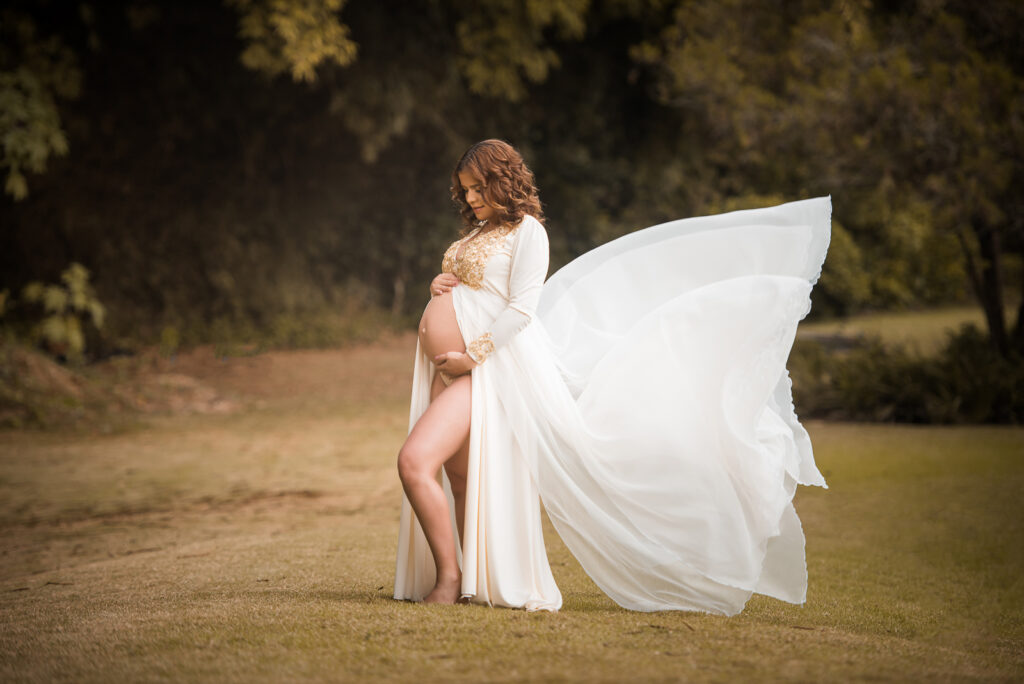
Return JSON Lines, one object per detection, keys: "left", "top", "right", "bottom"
{"left": 422, "top": 573, "right": 461, "bottom": 604}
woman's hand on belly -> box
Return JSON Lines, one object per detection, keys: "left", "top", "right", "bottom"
{"left": 431, "top": 273, "right": 460, "bottom": 297}
{"left": 434, "top": 351, "right": 477, "bottom": 377}
{"left": 419, "top": 291, "right": 465, "bottom": 360}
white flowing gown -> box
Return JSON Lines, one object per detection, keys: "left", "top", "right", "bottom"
{"left": 393, "top": 196, "right": 832, "bottom": 616}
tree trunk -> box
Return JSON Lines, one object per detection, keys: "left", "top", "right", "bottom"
{"left": 392, "top": 273, "right": 407, "bottom": 318}
{"left": 973, "top": 220, "right": 1009, "bottom": 357}
{"left": 1013, "top": 245, "right": 1024, "bottom": 352}
{"left": 956, "top": 226, "right": 983, "bottom": 305}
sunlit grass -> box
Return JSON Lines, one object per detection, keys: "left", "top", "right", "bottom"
{"left": 800, "top": 303, "right": 1019, "bottom": 355}
{"left": 1, "top": 397, "right": 1022, "bottom": 682}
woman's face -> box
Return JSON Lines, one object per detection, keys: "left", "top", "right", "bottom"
{"left": 458, "top": 170, "right": 497, "bottom": 223}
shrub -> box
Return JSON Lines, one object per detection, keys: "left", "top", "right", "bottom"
{"left": 3, "top": 263, "right": 105, "bottom": 363}
{"left": 790, "top": 324, "right": 1024, "bottom": 424}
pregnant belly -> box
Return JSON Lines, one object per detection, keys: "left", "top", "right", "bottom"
{"left": 418, "top": 292, "right": 466, "bottom": 362}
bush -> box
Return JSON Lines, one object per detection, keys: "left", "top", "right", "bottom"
{"left": 2, "top": 263, "right": 105, "bottom": 364}
{"left": 790, "top": 324, "right": 1024, "bottom": 424}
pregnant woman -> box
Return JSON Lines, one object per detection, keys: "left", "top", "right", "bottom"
{"left": 395, "top": 139, "right": 832, "bottom": 615}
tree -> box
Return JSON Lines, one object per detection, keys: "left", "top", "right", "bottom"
{"left": 0, "top": 8, "right": 81, "bottom": 199}
{"left": 2, "top": 0, "right": 1021, "bottom": 354}
{"left": 632, "top": 0, "right": 1024, "bottom": 356}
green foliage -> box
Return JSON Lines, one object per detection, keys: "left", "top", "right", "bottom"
{"left": 0, "top": 10, "right": 81, "bottom": 200}
{"left": 139, "top": 305, "right": 399, "bottom": 361}
{"left": 791, "top": 324, "right": 1024, "bottom": 424}
{"left": 1, "top": 0, "right": 1021, "bottom": 357}
{"left": 455, "top": 0, "right": 590, "bottom": 101}
{"left": 16, "top": 263, "right": 105, "bottom": 362}
{"left": 815, "top": 220, "right": 871, "bottom": 316}
{"left": 228, "top": 0, "right": 357, "bottom": 82}
{"left": 229, "top": 0, "right": 591, "bottom": 101}
{"left": 633, "top": 0, "right": 1021, "bottom": 328}
{"left": 938, "top": 324, "right": 1024, "bottom": 423}
{"left": 159, "top": 325, "right": 180, "bottom": 358}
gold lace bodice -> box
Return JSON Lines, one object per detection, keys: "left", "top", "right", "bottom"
{"left": 441, "top": 223, "right": 517, "bottom": 289}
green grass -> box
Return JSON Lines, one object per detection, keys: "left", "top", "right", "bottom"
{"left": 1, "top": 389, "right": 1022, "bottom": 682}
{"left": 799, "top": 303, "right": 1019, "bottom": 355}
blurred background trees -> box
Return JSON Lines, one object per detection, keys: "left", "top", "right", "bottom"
{"left": 1, "top": 1, "right": 1021, "bottom": 375}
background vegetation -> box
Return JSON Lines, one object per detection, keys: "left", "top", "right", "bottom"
{"left": 1, "top": 0, "right": 1022, "bottom": 423}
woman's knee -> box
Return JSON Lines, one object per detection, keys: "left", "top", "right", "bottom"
{"left": 397, "top": 441, "right": 432, "bottom": 486}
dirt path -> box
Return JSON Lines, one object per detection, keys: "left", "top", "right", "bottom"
{"left": 2, "top": 334, "right": 419, "bottom": 573}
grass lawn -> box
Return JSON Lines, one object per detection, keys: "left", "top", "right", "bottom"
{"left": 1, "top": 336, "right": 1022, "bottom": 682}
{"left": 799, "top": 303, "right": 1019, "bottom": 355}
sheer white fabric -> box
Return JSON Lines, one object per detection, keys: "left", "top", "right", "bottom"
{"left": 394, "top": 197, "right": 832, "bottom": 615}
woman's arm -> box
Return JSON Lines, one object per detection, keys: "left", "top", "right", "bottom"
{"left": 466, "top": 217, "right": 550, "bottom": 363}
{"left": 435, "top": 217, "right": 549, "bottom": 376}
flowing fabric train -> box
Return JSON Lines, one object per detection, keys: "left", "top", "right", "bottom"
{"left": 395, "top": 197, "right": 831, "bottom": 615}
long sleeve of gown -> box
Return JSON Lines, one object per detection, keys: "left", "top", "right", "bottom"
{"left": 466, "top": 218, "right": 550, "bottom": 364}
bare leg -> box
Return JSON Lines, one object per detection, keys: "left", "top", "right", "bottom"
{"left": 430, "top": 374, "right": 470, "bottom": 549}
{"left": 397, "top": 373, "right": 472, "bottom": 604}
{"left": 444, "top": 440, "right": 470, "bottom": 549}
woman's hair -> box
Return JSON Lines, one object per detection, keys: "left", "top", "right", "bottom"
{"left": 450, "top": 139, "right": 545, "bottom": 232}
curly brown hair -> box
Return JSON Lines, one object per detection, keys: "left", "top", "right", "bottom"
{"left": 450, "top": 139, "right": 545, "bottom": 233}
